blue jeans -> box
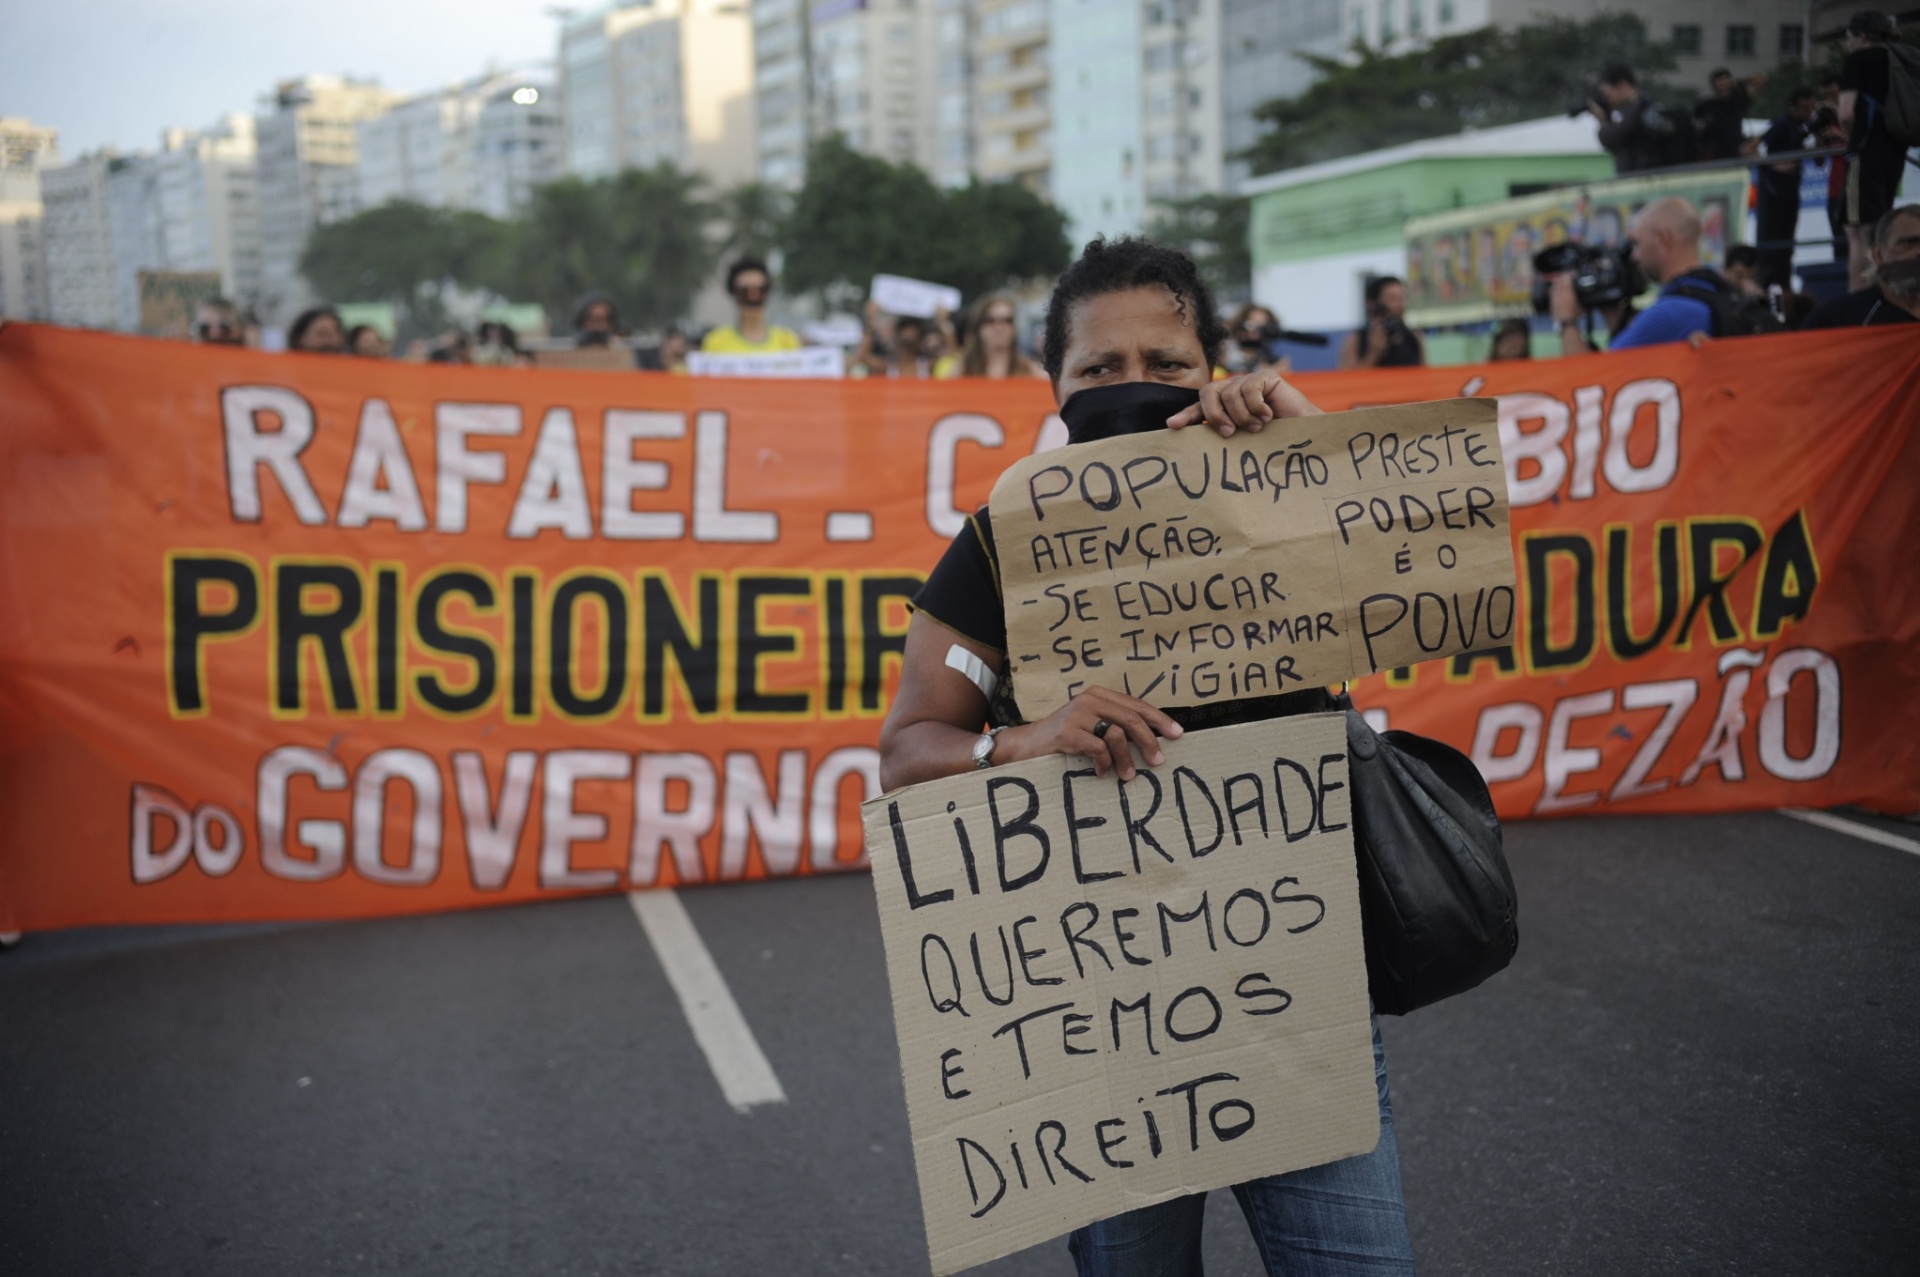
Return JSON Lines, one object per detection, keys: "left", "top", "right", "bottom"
{"left": 1067, "top": 1016, "right": 1415, "bottom": 1277}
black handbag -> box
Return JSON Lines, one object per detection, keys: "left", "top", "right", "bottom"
{"left": 1344, "top": 708, "right": 1519, "bottom": 1016}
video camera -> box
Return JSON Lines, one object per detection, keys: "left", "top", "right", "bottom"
{"left": 1241, "top": 319, "right": 1331, "bottom": 349}
{"left": 1530, "top": 241, "right": 1647, "bottom": 315}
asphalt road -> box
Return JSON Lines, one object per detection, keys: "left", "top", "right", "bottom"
{"left": 4, "top": 809, "right": 1917, "bottom": 1276}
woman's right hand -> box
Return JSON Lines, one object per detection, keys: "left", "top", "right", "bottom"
{"left": 1000, "top": 686, "right": 1183, "bottom": 782}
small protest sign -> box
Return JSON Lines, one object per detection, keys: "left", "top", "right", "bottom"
{"left": 988, "top": 399, "right": 1514, "bottom": 720}
{"left": 137, "top": 270, "right": 223, "bottom": 338}
{"left": 871, "top": 273, "right": 964, "bottom": 320}
{"left": 685, "top": 347, "right": 846, "bottom": 378}
{"left": 863, "top": 713, "right": 1377, "bottom": 1275}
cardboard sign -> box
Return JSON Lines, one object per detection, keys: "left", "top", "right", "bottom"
{"left": 988, "top": 399, "right": 1515, "bottom": 720}
{"left": 529, "top": 346, "right": 639, "bottom": 372}
{"left": 685, "top": 347, "right": 846, "bottom": 379}
{"left": 871, "top": 273, "right": 964, "bottom": 320}
{"left": 137, "top": 270, "right": 224, "bottom": 338}
{"left": 862, "top": 713, "right": 1377, "bottom": 1274}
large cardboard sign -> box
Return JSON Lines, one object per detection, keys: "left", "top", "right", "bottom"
{"left": 989, "top": 399, "right": 1516, "bottom": 720}
{"left": 863, "top": 713, "right": 1377, "bottom": 1274}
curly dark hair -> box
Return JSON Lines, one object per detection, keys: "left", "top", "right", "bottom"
{"left": 1042, "top": 236, "right": 1227, "bottom": 380}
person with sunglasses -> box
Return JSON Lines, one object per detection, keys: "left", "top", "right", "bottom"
{"left": 936, "top": 291, "right": 1044, "bottom": 378}
{"left": 193, "top": 297, "right": 247, "bottom": 347}
{"left": 700, "top": 257, "right": 801, "bottom": 354}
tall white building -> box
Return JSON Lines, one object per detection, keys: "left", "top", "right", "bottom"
{"left": 972, "top": 0, "right": 1051, "bottom": 191}
{"left": 1051, "top": 0, "right": 1229, "bottom": 246}
{"left": 254, "top": 75, "right": 403, "bottom": 328}
{"left": 41, "top": 154, "right": 119, "bottom": 329}
{"left": 751, "top": 0, "right": 941, "bottom": 189}
{"left": 752, "top": 0, "right": 813, "bottom": 187}
{"left": 0, "top": 118, "right": 60, "bottom": 321}
{"left": 357, "top": 72, "right": 562, "bottom": 219}
{"left": 1220, "top": 0, "right": 1345, "bottom": 190}
{"left": 561, "top": 1, "right": 757, "bottom": 186}
{"left": 152, "top": 115, "right": 261, "bottom": 309}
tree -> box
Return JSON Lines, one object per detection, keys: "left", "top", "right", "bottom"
{"left": 1146, "top": 193, "right": 1251, "bottom": 303}
{"left": 492, "top": 177, "right": 624, "bottom": 327}
{"left": 929, "top": 179, "right": 1072, "bottom": 299}
{"left": 783, "top": 135, "right": 1069, "bottom": 301}
{"left": 715, "top": 180, "right": 790, "bottom": 262}
{"left": 1242, "top": 15, "right": 1683, "bottom": 174}
{"left": 299, "top": 200, "right": 511, "bottom": 337}
{"left": 783, "top": 135, "right": 947, "bottom": 299}
{"left": 492, "top": 164, "right": 717, "bottom": 332}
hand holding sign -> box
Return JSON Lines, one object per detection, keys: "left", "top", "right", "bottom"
{"left": 988, "top": 398, "right": 1517, "bottom": 721}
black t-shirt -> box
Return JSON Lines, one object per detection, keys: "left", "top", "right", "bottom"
{"left": 911, "top": 506, "right": 1337, "bottom": 731}
{"left": 1695, "top": 85, "right": 1752, "bottom": 160}
{"left": 1758, "top": 111, "right": 1812, "bottom": 198}
{"left": 1802, "top": 286, "right": 1919, "bottom": 328}
{"left": 1841, "top": 46, "right": 1892, "bottom": 150}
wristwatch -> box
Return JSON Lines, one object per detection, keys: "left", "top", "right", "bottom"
{"left": 970, "top": 727, "right": 1005, "bottom": 769}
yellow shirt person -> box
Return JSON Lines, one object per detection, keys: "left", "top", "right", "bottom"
{"left": 705, "top": 257, "right": 801, "bottom": 354}
{"left": 700, "top": 323, "right": 803, "bottom": 353}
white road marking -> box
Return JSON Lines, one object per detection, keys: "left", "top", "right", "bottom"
{"left": 1779, "top": 808, "right": 1920, "bottom": 859}
{"left": 627, "top": 889, "right": 787, "bottom": 1113}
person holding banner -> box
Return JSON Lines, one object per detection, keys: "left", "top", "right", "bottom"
{"left": 881, "top": 235, "right": 1418, "bottom": 1277}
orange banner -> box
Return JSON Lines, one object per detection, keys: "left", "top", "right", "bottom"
{"left": 2, "top": 323, "right": 1916, "bottom": 932}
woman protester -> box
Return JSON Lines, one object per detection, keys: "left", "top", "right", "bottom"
{"left": 878, "top": 235, "right": 1416, "bottom": 1277}
{"left": 937, "top": 292, "right": 1044, "bottom": 378}
{"left": 287, "top": 306, "right": 346, "bottom": 354}
{"left": 346, "top": 324, "right": 390, "bottom": 358}
{"left": 1489, "top": 317, "right": 1533, "bottom": 361}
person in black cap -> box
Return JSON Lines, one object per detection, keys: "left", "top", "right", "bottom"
{"left": 1837, "top": 11, "right": 1916, "bottom": 289}
{"left": 880, "top": 235, "right": 1418, "bottom": 1277}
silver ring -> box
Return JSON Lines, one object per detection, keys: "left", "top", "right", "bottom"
{"left": 1091, "top": 718, "right": 1113, "bottom": 739}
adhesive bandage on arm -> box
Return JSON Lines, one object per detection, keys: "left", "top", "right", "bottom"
{"left": 944, "top": 644, "right": 999, "bottom": 701}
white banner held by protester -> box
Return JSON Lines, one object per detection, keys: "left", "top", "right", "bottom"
{"left": 871, "top": 273, "right": 964, "bottom": 320}
{"left": 863, "top": 713, "right": 1378, "bottom": 1275}
{"left": 686, "top": 347, "right": 846, "bottom": 378}
{"left": 987, "top": 398, "right": 1515, "bottom": 721}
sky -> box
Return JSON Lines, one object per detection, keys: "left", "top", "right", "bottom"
{"left": 5, "top": 0, "right": 560, "bottom": 156}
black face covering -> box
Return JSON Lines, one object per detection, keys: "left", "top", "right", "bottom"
{"left": 1058, "top": 381, "right": 1203, "bottom": 445}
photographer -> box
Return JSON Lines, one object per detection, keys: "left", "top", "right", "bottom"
{"left": 1225, "top": 303, "right": 1293, "bottom": 374}
{"left": 1553, "top": 197, "right": 1739, "bottom": 352}
{"left": 1337, "top": 276, "right": 1425, "bottom": 369}
{"left": 1588, "top": 63, "right": 1693, "bottom": 174}
{"left": 1756, "top": 87, "right": 1821, "bottom": 290}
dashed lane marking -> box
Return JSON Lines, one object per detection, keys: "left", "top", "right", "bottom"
{"left": 627, "top": 889, "right": 787, "bottom": 1113}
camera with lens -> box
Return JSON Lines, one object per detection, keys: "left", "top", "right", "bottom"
{"left": 1564, "top": 86, "right": 1603, "bottom": 118}
{"left": 1530, "top": 241, "right": 1647, "bottom": 315}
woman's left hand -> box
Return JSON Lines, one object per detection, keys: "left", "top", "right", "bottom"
{"left": 1165, "top": 368, "right": 1325, "bottom": 437}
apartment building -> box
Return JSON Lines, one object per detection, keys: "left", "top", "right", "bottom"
{"left": 41, "top": 154, "right": 118, "bottom": 329}
{"left": 0, "top": 118, "right": 60, "bottom": 321}
{"left": 152, "top": 115, "right": 261, "bottom": 310}
{"left": 254, "top": 75, "right": 403, "bottom": 329}
{"left": 561, "top": 1, "right": 756, "bottom": 186}
{"left": 358, "top": 72, "right": 562, "bottom": 219}
{"left": 973, "top": 0, "right": 1051, "bottom": 191}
